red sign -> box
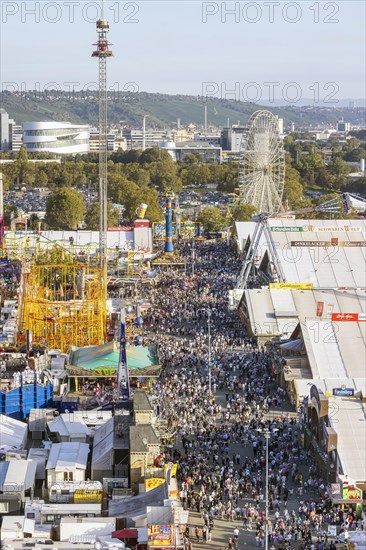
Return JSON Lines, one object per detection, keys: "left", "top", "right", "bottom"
{"left": 332, "top": 313, "right": 359, "bottom": 322}
{"left": 316, "top": 301, "right": 324, "bottom": 317}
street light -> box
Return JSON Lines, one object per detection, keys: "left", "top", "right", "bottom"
{"left": 257, "top": 427, "right": 278, "bottom": 550}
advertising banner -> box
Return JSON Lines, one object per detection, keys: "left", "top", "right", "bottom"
{"left": 332, "top": 387, "right": 354, "bottom": 397}
{"left": 291, "top": 241, "right": 366, "bottom": 247}
{"left": 269, "top": 283, "right": 313, "bottom": 290}
{"left": 271, "top": 226, "right": 304, "bottom": 232}
{"left": 343, "top": 483, "right": 362, "bottom": 500}
{"left": 332, "top": 313, "right": 359, "bottom": 322}
{"left": 146, "top": 478, "right": 165, "bottom": 492}
{"left": 148, "top": 525, "right": 174, "bottom": 547}
{"left": 303, "top": 226, "right": 362, "bottom": 233}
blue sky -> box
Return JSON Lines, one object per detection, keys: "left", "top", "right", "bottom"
{"left": 1, "top": 0, "right": 365, "bottom": 101}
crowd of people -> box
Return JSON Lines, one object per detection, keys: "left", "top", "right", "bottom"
{"left": 141, "top": 241, "right": 360, "bottom": 549}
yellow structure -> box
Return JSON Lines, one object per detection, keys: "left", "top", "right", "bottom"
{"left": 19, "top": 262, "right": 106, "bottom": 352}
{"left": 74, "top": 489, "right": 103, "bottom": 504}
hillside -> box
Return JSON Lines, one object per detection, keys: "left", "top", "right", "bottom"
{"left": 2, "top": 91, "right": 365, "bottom": 129}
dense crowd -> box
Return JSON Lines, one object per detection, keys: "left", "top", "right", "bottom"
{"left": 142, "top": 241, "right": 361, "bottom": 549}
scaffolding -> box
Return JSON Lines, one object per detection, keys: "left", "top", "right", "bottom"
{"left": 18, "top": 262, "right": 106, "bottom": 352}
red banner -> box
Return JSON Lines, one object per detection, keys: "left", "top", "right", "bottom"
{"left": 332, "top": 313, "right": 359, "bottom": 322}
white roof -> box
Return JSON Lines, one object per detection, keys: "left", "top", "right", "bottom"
{"left": 1, "top": 515, "right": 27, "bottom": 532}
{"left": 47, "top": 415, "right": 91, "bottom": 437}
{"left": 329, "top": 397, "right": 366, "bottom": 483}
{"left": 302, "top": 319, "right": 347, "bottom": 379}
{"left": 62, "top": 410, "right": 112, "bottom": 427}
{"left": 28, "top": 448, "right": 50, "bottom": 479}
{"left": 46, "top": 442, "right": 89, "bottom": 471}
{"left": 0, "top": 415, "right": 28, "bottom": 450}
{"left": 0, "top": 459, "right": 37, "bottom": 492}
{"left": 244, "top": 288, "right": 366, "bottom": 381}
{"left": 40, "top": 503, "right": 102, "bottom": 513}
{"left": 92, "top": 416, "right": 114, "bottom": 469}
{"left": 236, "top": 219, "right": 366, "bottom": 288}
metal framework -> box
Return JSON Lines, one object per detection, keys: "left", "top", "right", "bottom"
{"left": 19, "top": 263, "right": 106, "bottom": 352}
{"left": 239, "top": 110, "right": 285, "bottom": 214}
{"left": 92, "top": 7, "right": 113, "bottom": 272}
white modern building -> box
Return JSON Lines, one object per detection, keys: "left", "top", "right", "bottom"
{"left": 23, "top": 122, "right": 90, "bottom": 155}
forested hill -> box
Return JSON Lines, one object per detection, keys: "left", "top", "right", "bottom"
{"left": 2, "top": 91, "right": 365, "bottom": 129}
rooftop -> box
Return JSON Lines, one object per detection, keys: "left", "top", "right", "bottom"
{"left": 46, "top": 442, "right": 89, "bottom": 471}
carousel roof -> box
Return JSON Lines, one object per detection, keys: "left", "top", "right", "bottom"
{"left": 68, "top": 341, "right": 160, "bottom": 375}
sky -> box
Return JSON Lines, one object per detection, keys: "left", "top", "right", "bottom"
{"left": 1, "top": 0, "right": 365, "bottom": 103}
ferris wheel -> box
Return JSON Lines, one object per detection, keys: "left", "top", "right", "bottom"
{"left": 239, "top": 110, "right": 285, "bottom": 214}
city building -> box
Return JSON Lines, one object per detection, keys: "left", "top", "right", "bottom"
{"left": 193, "top": 132, "right": 221, "bottom": 146}
{"left": 277, "top": 117, "right": 284, "bottom": 135}
{"left": 220, "top": 126, "right": 245, "bottom": 152}
{"left": 23, "top": 122, "right": 90, "bottom": 155}
{"left": 89, "top": 128, "right": 127, "bottom": 152}
{"left": 336, "top": 120, "right": 351, "bottom": 133}
{"left": 171, "top": 127, "right": 196, "bottom": 143}
{"left": 123, "top": 128, "right": 170, "bottom": 149}
{"left": 0, "top": 109, "right": 14, "bottom": 151}
{"left": 11, "top": 124, "right": 23, "bottom": 152}
{"left": 174, "top": 143, "right": 222, "bottom": 163}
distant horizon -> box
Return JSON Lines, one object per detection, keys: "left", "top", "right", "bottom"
{"left": 2, "top": 88, "right": 366, "bottom": 109}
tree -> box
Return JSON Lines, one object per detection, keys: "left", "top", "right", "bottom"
{"left": 283, "top": 163, "right": 311, "bottom": 210}
{"left": 16, "top": 145, "right": 30, "bottom": 184}
{"left": 327, "top": 156, "right": 350, "bottom": 186}
{"left": 299, "top": 145, "right": 324, "bottom": 187}
{"left": 110, "top": 149, "right": 141, "bottom": 164}
{"left": 45, "top": 187, "right": 85, "bottom": 230}
{"left": 343, "top": 177, "right": 366, "bottom": 194}
{"left": 215, "top": 163, "right": 239, "bottom": 193}
{"left": 18, "top": 145, "right": 28, "bottom": 162}
{"left": 4, "top": 204, "right": 17, "bottom": 226}
{"left": 121, "top": 163, "right": 150, "bottom": 187}
{"left": 108, "top": 173, "right": 141, "bottom": 207}
{"left": 107, "top": 174, "right": 163, "bottom": 222}
{"left": 84, "top": 202, "right": 120, "bottom": 230}
{"left": 232, "top": 203, "right": 256, "bottom": 221}
{"left": 36, "top": 171, "right": 49, "bottom": 187}
{"left": 148, "top": 159, "right": 182, "bottom": 192}
{"left": 197, "top": 207, "right": 227, "bottom": 234}
{"left": 139, "top": 147, "right": 171, "bottom": 165}
{"left": 180, "top": 164, "right": 210, "bottom": 187}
